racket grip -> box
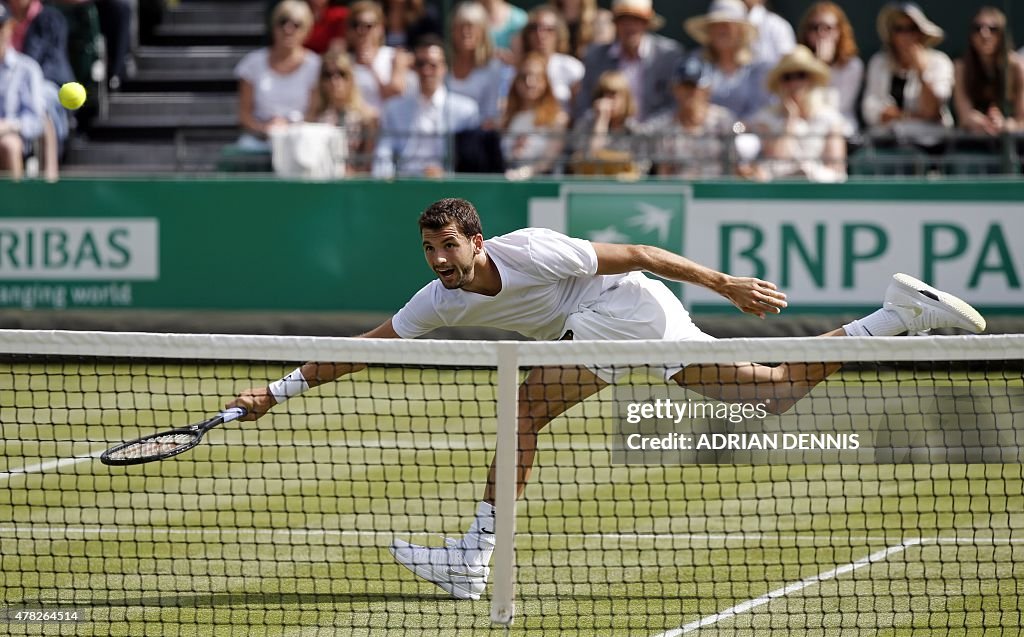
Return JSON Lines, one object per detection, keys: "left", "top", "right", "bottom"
{"left": 221, "top": 407, "right": 248, "bottom": 423}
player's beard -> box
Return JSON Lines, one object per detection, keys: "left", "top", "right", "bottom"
{"left": 436, "top": 262, "right": 471, "bottom": 289}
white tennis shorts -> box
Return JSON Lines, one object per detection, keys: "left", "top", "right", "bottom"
{"left": 562, "top": 273, "right": 715, "bottom": 383}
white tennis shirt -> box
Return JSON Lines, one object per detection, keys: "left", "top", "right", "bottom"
{"left": 392, "top": 228, "right": 636, "bottom": 340}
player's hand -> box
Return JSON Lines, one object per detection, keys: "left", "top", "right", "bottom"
{"left": 226, "top": 388, "right": 274, "bottom": 421}
{"left": 720, "top": 276, "right": 788, "bottom": 319}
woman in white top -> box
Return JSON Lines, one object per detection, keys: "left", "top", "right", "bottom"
{"left": 501, "top": 52, "right": 569, "bottom": 180}
{"left": 862, "top": 2, "right": 953, "bottom": 141}
{"left": 448, "top": 1, "right": 509, "bottom": 125}
{"left": 748, "top": 45, "right": 848, "bottom": 182}
{"left": 234, "top": 0, "right": 321, "bottom": 150}
{"left": 797, "top": 1, "right": 863, "bottom": 135}
{"left": 521, "top": 5, "right": 584, "bottom": 112}
{"left": 347, "top": 0, "right": 415, "bottom": 111}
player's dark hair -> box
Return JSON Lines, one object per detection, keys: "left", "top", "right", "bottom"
{"left": 419, "top": 198, "right": 483, "bottom": 239}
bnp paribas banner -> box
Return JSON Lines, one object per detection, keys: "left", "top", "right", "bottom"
{"left": 529, "top": 183, "right": 1023, "bottom": 314}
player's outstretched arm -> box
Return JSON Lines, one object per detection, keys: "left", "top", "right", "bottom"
{"left": 592, "top": 242, "right": 788, "bottom": 319}
{"left": 227, "top": 319, "right": 402, "bottom": 420}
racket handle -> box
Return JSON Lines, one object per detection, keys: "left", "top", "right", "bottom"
{"left": 221, "top": 407, "right": 248, "bottom": 423}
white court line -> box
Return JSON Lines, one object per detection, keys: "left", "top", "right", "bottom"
{"left": 651, "top": 539, "right": 922, "bottom": 637}
{"left": 0, "top": 449, "right": 106, "bottom": 482}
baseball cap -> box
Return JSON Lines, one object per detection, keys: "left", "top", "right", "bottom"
{"left": 674, "top": 57, "right": 712, "bottom": 88}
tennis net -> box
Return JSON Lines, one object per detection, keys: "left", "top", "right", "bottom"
{"left": 0, "top": 329, "right": 1022, "bottom": 636}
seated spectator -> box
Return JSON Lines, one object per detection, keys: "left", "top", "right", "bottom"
{"left": 501, "top": 52, "right": 569, "bottom": 180}
{"left": 742, "top": 0, "right": 794, "bottom": 66}
{"left": 373, "top": 35, "right": 480, "bottom": 178}
{"left": 570, "top": 69, "right": 648, "bottom": 176}
{"left": 684, "top": 0, "right": 771, "bottom": 120}
{"left": 574, "top": 0, "right": 682, "bottom": 123}
{"left": 10, "top": 0, "right": 74, "bottom": 177}
{"left": 645, "top": 57, "right": 735, "bottom": 178}
{"left": 797, "top": 1, "right": 863, "bottom": 135}
{"left": 383, "top": 0, "right": 442, "bottom": 50}
{"left": 522, "top": 5, "right": 583, "bottom": 111}
{"left": 862, "top": 2, "right": 953, "bottom": 142}
{"left": 235, "top": 0, "right": 321, "bottom": 150}
{"left": 0, "top": 2, "right": 46, "bottom": 180}
{"left": 954, "top": 6, "right": 1024, "bottom": 135}
{"left": 747, "top": 45, "right": 848, "bottom": 182}
{"left": 447, "top": 1, "right": 508, "bottom": 126}
{"left": 549, "top": 0, "right": 613, "bottom": 60}
{"left": 304, "top": 0, "right": 347, "bottom": 54}
{"left": 348, "top": 0, "right": 415, "bottom": 111}
{"left": 307, "top": 50, "right": 379, "bottom": 173}
{"left": 480, "top": 0, "right": 526, "bottom": 59}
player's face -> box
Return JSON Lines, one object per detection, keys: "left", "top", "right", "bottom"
{"left": 422, "top": 225, "right": 480, "bottom": 289}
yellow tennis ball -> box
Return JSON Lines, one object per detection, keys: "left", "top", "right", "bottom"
{"left": 59, "top": 82, "right": 87, "bottom": 110}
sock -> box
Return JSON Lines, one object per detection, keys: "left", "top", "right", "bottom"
{"left": 459, "top": 501, "right": 496, "bottom": 567}
{"left": 843, "top": 308, "right": 907, "bottom": 337}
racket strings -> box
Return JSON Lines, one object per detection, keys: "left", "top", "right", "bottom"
{"left": 107, "top": 432, "right": 198, "bottom": 461}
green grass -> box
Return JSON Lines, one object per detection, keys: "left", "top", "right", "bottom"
{"left": 1, "top": 363, "right": 1022, "bottom": 636}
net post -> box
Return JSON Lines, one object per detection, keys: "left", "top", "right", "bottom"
{"left": 490, "top": 342, "right": 518, "bottom": 626}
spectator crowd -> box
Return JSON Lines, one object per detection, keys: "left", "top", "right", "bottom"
{"left": 2, "top": 0, "right": 1024, "bottom": 180}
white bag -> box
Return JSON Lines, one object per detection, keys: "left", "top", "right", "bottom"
{"left": 269, "top": 123, "right": 348, "bottom": 179}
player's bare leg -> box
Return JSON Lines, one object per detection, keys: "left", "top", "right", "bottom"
{"left": 484, "top": 365, "right": 607, "bottom": 503}
{"left": 390, "top": 364, "right": 605, "bottom": 599}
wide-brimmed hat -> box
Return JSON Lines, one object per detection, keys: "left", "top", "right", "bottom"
{"left": 765, "top": 45, "right": 831, "bottom": 93}
{"left": 612, "top": 0, "right": 664, "bottom": 31}
{"left": 877, "top": 2, "right": 943, "bottom": 48}
{"left": 684, "top": 0, "right": 758, "bottom": 47}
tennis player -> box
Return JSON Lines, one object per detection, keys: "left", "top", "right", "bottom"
{"left": 228, "top": 197, "right": 985, "bottom": 601}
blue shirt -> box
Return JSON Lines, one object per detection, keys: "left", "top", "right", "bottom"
{"left": 0, "top": 48, "right": 46, "bottom": 141}
{"left": 692, "top": 50, "right": 772, "bottom": 121}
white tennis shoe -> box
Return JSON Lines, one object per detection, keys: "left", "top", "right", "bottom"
{"left": 884, "top": 273, "right": 986, "bottom": 335}
{"left": 390, "top": 537, "right": 489, "bottom": 600}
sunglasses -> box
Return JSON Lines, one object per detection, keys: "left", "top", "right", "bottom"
{"left": 890, "top": 23, "right": 920, "bottom": 35}
{"left": 807, "top": 22, "right": 837, "bottom": 34}
{"left": 352, "top": 20, "right": 378, "bottom": 31}
{"left": 414, "top": 59, "right": 442, "bottom": 69}
{"left": 321, "top": 69, "right": 349, "bottom": 80}
{"left": 972, "top": 23, "right": 1002, "bottom": 35}
{"left": 275, "top": 17, "right": 303, "bottom": 30}
{"left": 526, "top": 23, "right": 557, "bottom": 33}
{"left": 781, "top": 71, "right": 809, "bottom": 82}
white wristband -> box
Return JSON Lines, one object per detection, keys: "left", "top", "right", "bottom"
{"left": 268, "top": 367, "right": 310, "bottom": 404}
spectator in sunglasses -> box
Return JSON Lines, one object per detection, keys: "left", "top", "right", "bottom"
{"left": 747, "top": 45, "right": 847, "bottom": 182}
{"left": 307, "top": 50, "right": 379, "bottom": 173}
{"left": 954, "top": 6, "right": 1024, "bottom": 136}
{"left": 235, "top": 0, "right": 321, "bottom": 150}
{"left": 347, "top": 0, "right": 416, "bottom": 111}
{"left": 521, "top": 5, "right": 583, "bottom": 112}
{"left": 797, "top": 1, "right": 862, "bottom": 134}
{"left": 862, "top": 2, "right": 953, "bottom": 140}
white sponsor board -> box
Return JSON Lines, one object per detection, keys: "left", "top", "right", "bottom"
{"left": 684, "top": 201, "right": 1023, "bottom": 307}
{"left": 0, "top": 219, "right": 159, "bottom": 281}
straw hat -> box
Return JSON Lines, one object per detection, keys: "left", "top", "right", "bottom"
{"left": 877, "top": 1, "right": 944, "bottom": 48}
{"left": 684, "top": 0, "right": 758, "bottom": 47}
{"left": 765, "top": 45, "right": 830, "bottom": 94}
{"left": 611, "top": 0, "right": 664, "bottom": 31}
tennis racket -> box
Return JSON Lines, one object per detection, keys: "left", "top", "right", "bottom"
{"left": 100, "top": 407, "right": 248, "bottom": 466}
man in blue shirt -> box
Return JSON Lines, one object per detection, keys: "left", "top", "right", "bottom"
{"left": 373, "top": 34, "right": 480, "bottom": 178}
{"left": 0, "top": 0, "right": 46, "bottom": 180}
